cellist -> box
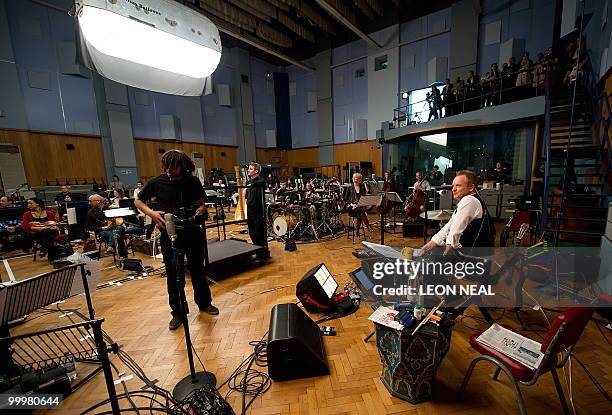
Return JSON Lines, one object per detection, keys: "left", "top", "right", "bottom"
{"left": 413, "top": 171, "right": 431, "bottom": 191}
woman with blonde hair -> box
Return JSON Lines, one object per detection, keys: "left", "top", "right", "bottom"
{"left": 344, "top": 173, "right": 372, "bottom": 237}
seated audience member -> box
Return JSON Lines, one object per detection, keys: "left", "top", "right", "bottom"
{"left": 110, "top": 188, "right": 127, "bottom": 208}
{"left": 21, "top": 198, "right": 59, "bottom": 258}
{"left": 86, "top": 194, "right": 141, "bottom": 258}
{"left": 0, "top": 196, "right": 12, "bottom": 208}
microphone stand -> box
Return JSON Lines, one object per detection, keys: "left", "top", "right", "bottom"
{"left": 168, "top": 220, "right": 216, "bottom": 401}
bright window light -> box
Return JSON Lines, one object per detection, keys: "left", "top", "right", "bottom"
{"left": 79, "top": 6, "right": 221, "bottom": 79}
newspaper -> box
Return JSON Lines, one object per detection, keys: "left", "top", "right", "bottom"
{"left": 476, "top": 324, "right": 544, "bottom": 370}
{"left": 368, "top": 306, "right": 404, "bottom": 331}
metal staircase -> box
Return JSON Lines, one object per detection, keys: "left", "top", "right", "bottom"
{"left": 541, "top": 76, "right": 611, "bottom": 246}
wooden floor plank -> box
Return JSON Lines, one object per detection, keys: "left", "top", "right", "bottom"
{"left": 2, "top": 229, "right": 608, "bottom": 415}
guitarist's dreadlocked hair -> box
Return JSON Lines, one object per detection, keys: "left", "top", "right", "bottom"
{"left": 161, "top": 149, "right": 195, "bottom": 175}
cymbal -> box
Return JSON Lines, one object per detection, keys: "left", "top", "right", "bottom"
{"left": 420, "top": 210, "right": 452, "bottom": 221}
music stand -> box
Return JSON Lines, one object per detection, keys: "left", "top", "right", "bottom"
{"left": 0, "top": 264, "right": 120, "bottom": 414}
{"left": 382, "top": 192, "right": 403, "bottom": 234}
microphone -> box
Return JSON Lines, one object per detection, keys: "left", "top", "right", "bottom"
{"left": 164, "top": 213, "right": 177, "bottom": 241}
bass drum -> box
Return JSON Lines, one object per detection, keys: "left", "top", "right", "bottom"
{"left": 272, "top": 213, "right": 297, "bottom": 236}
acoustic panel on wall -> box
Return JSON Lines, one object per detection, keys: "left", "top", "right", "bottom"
{"left": 427, "top": 56, "right": 448, "bottom": 84}
{"left": 104, "top": 78, "right": 128, "bottom": 106}
{"left": 58, "top": 41, "right": 89, "bottom": 77}
{"left": 499, "top": 38, "right": 526, "bottom": 67}
{"left": 266, "top": 129, "right": 276, "bottom": 148}
{"left": 307, "top": 92, "right": 317, "bottom": 112}
{"left": 160, "top": 114, "right": 181, "bottom": 140}
{"left": 484, "top": 20, "right": 501, "bottom": 45}
{"left": 27, "top": 70, "right": 51, "bottom": 90}
{"left": 18, "top": 16, "right": 42, "bottom": 36}
{"left": 134, "top": 91, "right": 150, "bottom": 106}
{"left": 217, "top": 83, "right": 231, "bottom": 107}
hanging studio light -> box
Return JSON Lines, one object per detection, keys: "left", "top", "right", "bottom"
{"left": 75, "top": 0, "right": 222, "bottom": 96}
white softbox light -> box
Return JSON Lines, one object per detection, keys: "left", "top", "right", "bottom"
{"left": 75, "top": 0, "right": 222, "bottom": 96}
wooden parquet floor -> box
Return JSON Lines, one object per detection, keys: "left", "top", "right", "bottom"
{"left": 3, "top": 225, "right": 611, "bottom": 415}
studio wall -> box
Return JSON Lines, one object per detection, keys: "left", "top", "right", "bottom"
{"left": 134, "top": 139, "right": 238, "bottom": 180}
{"left": 0, "top": 129, "right": 105, "bottom": 186}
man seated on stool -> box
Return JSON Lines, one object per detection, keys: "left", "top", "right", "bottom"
{"left": 414, "top": 170, "right": 431, "bottom": 191}
{"left": 86, "top": 194, "right": 134, "bottom": 258}
{"left": 420, "top": 170, "right": 495, "bottom": 256}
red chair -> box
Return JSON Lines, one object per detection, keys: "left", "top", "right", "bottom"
{"left": 458, "top": 307, "right": 594, "bottom": 415}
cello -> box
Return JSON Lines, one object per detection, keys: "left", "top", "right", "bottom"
{"left": 403, "top": 184, "right": 427, "bottom": 220}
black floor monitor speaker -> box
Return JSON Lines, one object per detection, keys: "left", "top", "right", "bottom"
{"left": 267, "top": 303, "right": 329, "bottom": 381}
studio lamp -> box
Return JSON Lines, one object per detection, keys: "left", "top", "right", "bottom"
{"left": 75, "top": 0, "right": 222, "bottom": 96}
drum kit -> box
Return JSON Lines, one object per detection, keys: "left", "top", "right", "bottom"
{"left": 267, "top": 180, "right": 345, "bottom": 241}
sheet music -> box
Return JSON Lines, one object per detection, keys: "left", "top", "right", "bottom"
{"left": 356, "top": 195, "right": 382, "bottom": 208}
{"left": 67, "top": 207, "right": 77, "bottom": 225}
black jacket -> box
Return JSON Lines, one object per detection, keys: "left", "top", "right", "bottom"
{"left": 247, "top": 175, "right": 267, "bottom": 216}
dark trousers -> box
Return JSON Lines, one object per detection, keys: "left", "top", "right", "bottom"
{"left": 247, "top": 216, "right": 268, "bottom": 258}
{"left": 160, "top": 227, "right": 212, "bottom": 317}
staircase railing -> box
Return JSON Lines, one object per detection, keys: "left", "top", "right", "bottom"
{"left": 551, "top": 0, "right": 587, "bottom": 246}
{"left": 541, "top": 74, "right": 553, "bottom": 236}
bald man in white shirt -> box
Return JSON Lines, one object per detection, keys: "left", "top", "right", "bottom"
{"left": 421, "top": 170, "right": 495, "bottom": 255}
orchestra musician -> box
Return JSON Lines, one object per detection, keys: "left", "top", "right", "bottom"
{"left": 275, "top": 180, "right": 291, "bottom": 202}
{"left": 21, "top": 198, "right": 60, "bottom": 258}
{"left": 420, "top": 170, "right": 495, "bottom": 256}
{"left": 134, "top": 150, "right": 218, "bottom": 330}
{"left": 303, "top": 182, "right": 319, "bottom": 202}
{"left": 86, "top": 194, "right": 134, "bottom": 258}
{"left": 54, "top": 185, "right": 75, "bottom": 215}
{"left": 414, "top": 170, "right": 431, "bottom": 191}
{"left": 383, "top": 171, "right": 394, "bottom": 191}
{"left": 345, "top": 172, "right": 373, "bottom": 236}
{"left": 0, "top": 196, "right": 13, "bottom": 208}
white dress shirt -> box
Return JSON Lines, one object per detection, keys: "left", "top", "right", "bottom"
{"left": 431, "top": 194, "right": 483, "bottom": 248}
{"left": 414, "top": 179, "right": 431, "bottom": 191}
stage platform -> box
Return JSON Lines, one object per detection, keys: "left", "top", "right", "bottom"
{"left": 205, "top": 238, "right": 267, "bottom": 277}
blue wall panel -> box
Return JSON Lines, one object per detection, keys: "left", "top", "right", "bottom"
{"left": 288, "top": 60, "right": 318, "bottom": 148}
{"left": 128, "top": 88, "right": 159, "bottom": 139}
{"left": 250, "top": 57, "right": 278, "bottom": 148}
{"left": 59, "top": 73, "right": 99, "bottom": 135}
{"left": 477, "top": 0, "right": 555, "bottom": 75}
{"left": 201, "top": 63, "right": 238, "bottom": 146}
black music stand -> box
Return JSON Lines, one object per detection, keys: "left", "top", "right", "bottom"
{"left": 0, "top": 264, "right": 120, "bottom": 414}
{"left": 168, "top": 226, "right": 217, "bottom": 401}
{"left": 381, "top": 192, "right": 403, "bottom": 242}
